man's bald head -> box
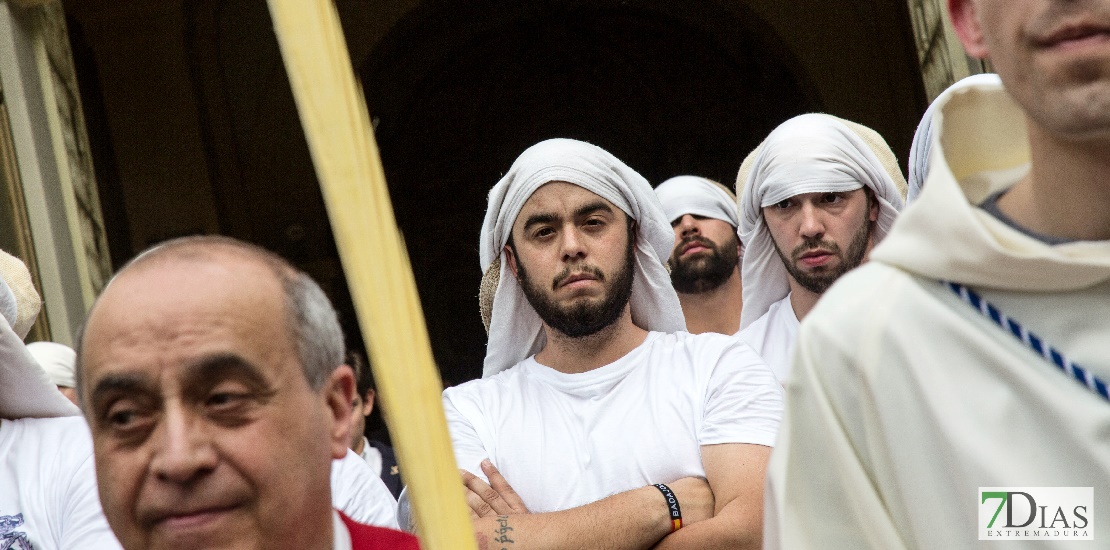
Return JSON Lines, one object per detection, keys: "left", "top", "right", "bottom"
{"left": 76, "top": 236, "right": 344, "bottom": 404}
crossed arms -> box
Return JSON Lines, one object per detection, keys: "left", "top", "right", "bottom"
{"left": 463, "top": 443, "right": 770, "bottom": 550}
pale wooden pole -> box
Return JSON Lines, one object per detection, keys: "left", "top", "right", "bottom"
{"left": 266, "top": 1, "right": 476, "bottom": 548}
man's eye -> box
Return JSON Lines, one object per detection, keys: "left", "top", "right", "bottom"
{"left": 822, "top": 193, "right": 842, "bottom": 203}
{"left": 774, "top": 200, "right": 793, "bottom": 209}
{"left": 108, "top": 409, "right": 136, "bottom": 427}
{"left": 207, "top": 392, "right": 247, "bottom": 408}
{"left": 102, "top": 402, "right": 152, "bottom": 434}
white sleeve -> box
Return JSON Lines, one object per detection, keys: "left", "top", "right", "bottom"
{"left": 442, "top": 389, "right": 491, "bottom": 481}
{"left": 60, "top": 454, "right": 123, "bottom": 550}
{"left": 699, "top": 339, "right": 783, "bottom": 447}
{"left": 330, "top": 450, "right": 399, "bottom": 529}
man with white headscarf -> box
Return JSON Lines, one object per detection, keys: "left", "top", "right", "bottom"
{"left": 28, "top": 341, "right": 79, "bottom": 405}
{"left": 735, "top": 114, "right": 906, "bottom": 383}
{"left": 654, "top": 176, "right": 743, "bottom": 334}
{"left": 765, "top": 0, "right": 1110, "bottom": 547}
{"left": 445, "top": 138, "right": 782, "bottom": 549}
{"left": 0, "top": 250, "right": 122, "bottom": 549}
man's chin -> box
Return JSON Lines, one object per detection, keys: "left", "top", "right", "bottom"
{"left": 1023, "top": 80, "right": 1110, "bottom": 140}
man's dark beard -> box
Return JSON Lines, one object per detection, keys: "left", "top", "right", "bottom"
{"left": 773, "top": 210, "right": 871, "bottom": 295}
{"left": 668, "top": 233, "right": 740, "bottom": 294}
{"left": 517, "top": 237, "right": 636, "bottom": 338}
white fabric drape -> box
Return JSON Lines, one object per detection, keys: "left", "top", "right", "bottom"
{"left": 0, "top": 249, "right": 78, "bottom": 419}
{"left": 479, "top": 138, "right": 685, "bottom": 377}
{"left": 907, "top": 73, "right": 1003, "bottom": 203}
{"left": 27, "top": 341, "right": 77, "bottom": 388}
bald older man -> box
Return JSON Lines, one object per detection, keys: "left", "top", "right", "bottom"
{"left": 77, "top": 236, "right": 418, "bottom": 550}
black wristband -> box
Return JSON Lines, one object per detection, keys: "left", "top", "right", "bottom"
{"left": 653, "top": 483, "right": 683, "bottom": 532}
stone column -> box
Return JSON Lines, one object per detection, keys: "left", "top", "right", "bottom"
{"left": 0, "top": 0, "right": 112, "bottom": 343}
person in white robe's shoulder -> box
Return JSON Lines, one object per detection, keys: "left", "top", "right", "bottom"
{"left": 765, "top": 0, "right": 1110, "bottom": 548}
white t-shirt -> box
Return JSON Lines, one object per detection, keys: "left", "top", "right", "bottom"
{"left": 443, "top": 331, "right": 782, "bottom": 513}
{"left": 737, "top": 294, "right": 799, "bottom": 383}
{"left": 330, "top": 449, "right": 398, "bottom": 529}
{"left": 0, "top": 416, "right": 122, "bottom": 549}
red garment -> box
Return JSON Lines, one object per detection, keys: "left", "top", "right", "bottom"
{"left": 339, "top": 510, "right": 421, "bottom": 550}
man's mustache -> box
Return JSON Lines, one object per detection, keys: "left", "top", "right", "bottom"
{"left": 552, "top": 264, "right": 605, "bottom": 289}
{"left": 790, "top": 236, "right": 841, "bottom": 262}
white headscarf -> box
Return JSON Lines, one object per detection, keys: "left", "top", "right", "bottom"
{"left": 479, "top": 138, "right": 685, "bottom": 378}
{"left": 27, "top": 341, "right": 77, "bottom": 388}
{"left": 0, "top": 249, "right": 77, "bottom": 419}
{"left": 737, "top": 114, "right": 906, "bottom": 329}
{"left": 654, "top": 176, "right": 738, "bottom": 227}
{"left": 908, "top": 73, "right": 1003, "bottom": 203}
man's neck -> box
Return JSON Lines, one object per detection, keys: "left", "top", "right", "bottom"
{"left": 331, "top": 510, "right": 350, "bottom": 550}
{"left": 352, "top": 436, "right": 365, "bottom": 456}
{"left": 677, "top": 270, "right": 743, "bottom": 335}
{"left": 997, "top": 121, "right": 1110, "bottom": 241}
{"left": 786, "top": 281, "right": 819, "bottom": 322}
{"left": 536, "top": 309, "right": 648, "bottom": 374}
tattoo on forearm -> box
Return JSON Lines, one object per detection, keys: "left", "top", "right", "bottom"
{"left": 493, "top": 515, "right": 514, "bottom": 548}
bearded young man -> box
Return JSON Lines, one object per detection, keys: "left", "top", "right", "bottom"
{"left": 444, "top": 138, "right": 782, "bottom": 550}
{"left": 735, "top": 114, "right": 906, "bottom": 383}
{"left": 765, "top": 0, "right": 1110, "bottom": 547}
{"left": 654, "top": 176, "right": 743, "bottom": 335}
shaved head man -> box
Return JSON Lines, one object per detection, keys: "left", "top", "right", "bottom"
{"left": 77, "top": 237, "right": 418, "bottom": 550}
{"left": 655, "top": 176, "right": 744, "bottom": 335}
{"left": 766, "top": 0, "right": 1110, "bottom": 547}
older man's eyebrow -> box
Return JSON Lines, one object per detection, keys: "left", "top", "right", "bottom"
{"left": 91, "top": 373, "right": 154, "bottom": 406}
{"left": 180, "top": 353, "right": 271, "bottom": 386}
{"left": 179, "top": 353, "right": 275, "bottom": 397}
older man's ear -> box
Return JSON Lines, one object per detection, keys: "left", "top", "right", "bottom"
{"left": 326, "top": 364, "right": 358, "bottom": 460}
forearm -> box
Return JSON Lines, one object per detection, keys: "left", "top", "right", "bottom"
{"left": 652, "top": 443, "right": 770, "bottom": 550}
{"left": 651, "top": 498, "right": 761, "bottom": 550}
{"left": 472, "top": 485, "right": 673, "bottom": 550}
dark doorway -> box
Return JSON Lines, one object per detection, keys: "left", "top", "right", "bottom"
{"left": 66, "top": 0, "right": 829, "bottom": 388}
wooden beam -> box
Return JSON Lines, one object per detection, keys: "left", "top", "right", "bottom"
{"left": 265, "top": 1, "right": 476, "bottom": 548}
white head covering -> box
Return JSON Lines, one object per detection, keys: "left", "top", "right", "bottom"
{"left": 908, "top": 73, "right": 1003, "bottom": 203}
{"left": 27, "top": 341, "right": 76, "bottom": 388}
{"left": 479, "top": 138, "right": 685, "bottom": 377}
{"left": 736, "top": 113, "right": 906, "bottom": 329}
{"left": 0, "top": 249, "right": 41, "bottom": 339}
{"left": 0, "top": 250, "right": 78, "bottom": 418}
{"left": 654, "top": 176, "right": 738, "bottom": 227}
